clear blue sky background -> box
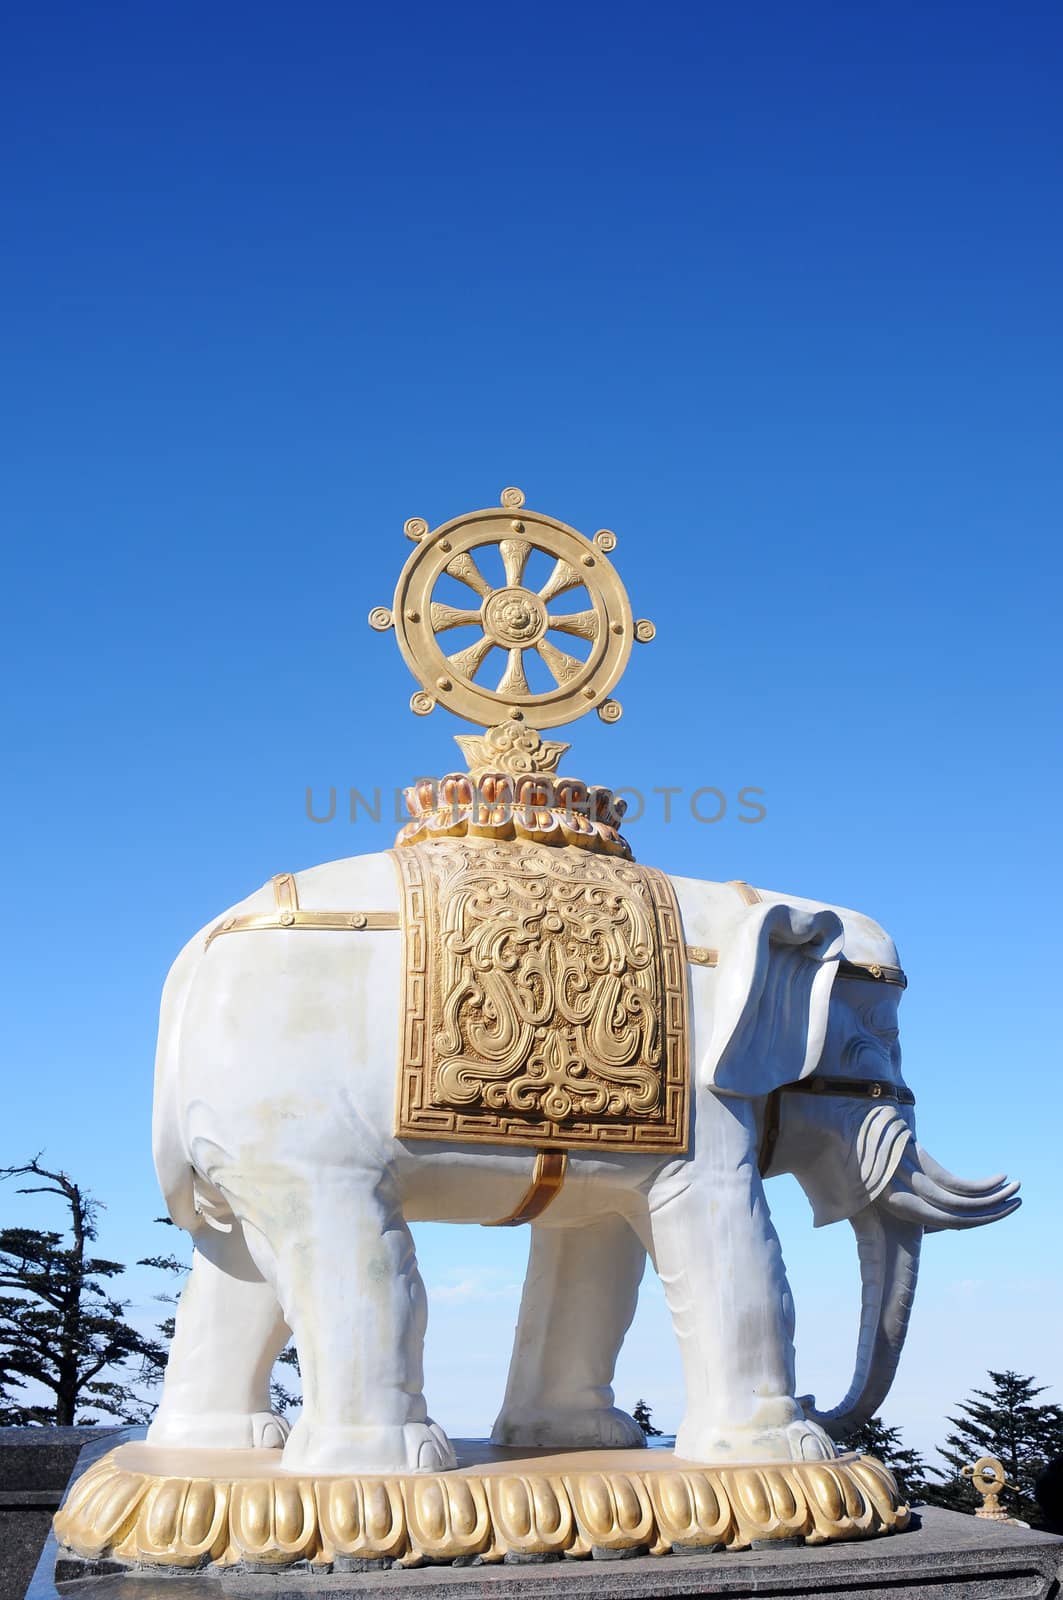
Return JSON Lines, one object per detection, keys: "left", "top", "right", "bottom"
{"left": 2, "top": 2, "right": 1060, "bottom": 1459}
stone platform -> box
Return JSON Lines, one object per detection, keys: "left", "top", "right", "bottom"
{"left": 0, "top": 1428, "right": 123, "bottom": 1600}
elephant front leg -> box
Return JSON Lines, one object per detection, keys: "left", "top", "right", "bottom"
{"left": 248, "top": 1167, "right": 455, "bottom": 1476}
{"left": 147, "top": 1218, "right": 292, "bottom": 1450}
{"left": 649, "top": 1096, "right": 835, "bottom": 1465}
{"left": 491, "top": 1214, "right": 647, "bottom": 1450}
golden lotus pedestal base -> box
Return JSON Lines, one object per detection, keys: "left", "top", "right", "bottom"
{"left": 54, "top": 1440, "right": 909, "bottom": 1572}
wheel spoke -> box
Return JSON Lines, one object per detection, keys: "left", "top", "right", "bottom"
{"left": 537, "top": 637, "right": 584, "bottom": 685}
{"left": 430, "top": 601, "right": 483, "bottom": 633}
{"left": 448, "top": 635, "right": 495, "bottom": 681}
{"left": 539, "top": 558, "right": 584, "bottom": 604}
{"left": 499, "top": 537, "right": 532, "bottom": 587}
{"left": 547, "top": 609, "right": 599, "bottom": 641}
{"left": 497, "top": 647, "right": 530, "bottom": 696}
{"left": 445, "top": 551, "right": 493, "bottom": 598}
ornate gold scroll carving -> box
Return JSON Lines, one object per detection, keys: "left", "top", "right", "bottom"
{"left": 392, "top": 841, "right": 689, "bottom": 1153}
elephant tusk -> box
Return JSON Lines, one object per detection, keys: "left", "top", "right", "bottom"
{"left": 883, "top": 1189, "right": 1022, "bottom": 1232}
{"left": 914, "top": 1143, "right": 1012, "bottom": 1199}
{"left": 895, "top": 1148, "right": 1019, "bottom": 1213}
{"left": 909, "top": 1170, "right": 1020, "bottom": 1212}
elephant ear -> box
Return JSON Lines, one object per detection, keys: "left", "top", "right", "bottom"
{"left": 704, "top": 902, "right": 844, "bottom": 1096}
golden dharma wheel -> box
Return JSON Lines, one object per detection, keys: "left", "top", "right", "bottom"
{"left": 372, "top": 489, "right": 652, "bottom": 730}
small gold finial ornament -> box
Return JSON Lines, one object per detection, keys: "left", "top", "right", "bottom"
{"left": 370, "top": 487, "right": 654, "bottom": 736}
{"left": 962, "top": 1456, "right": 1018, "bottom": 1521}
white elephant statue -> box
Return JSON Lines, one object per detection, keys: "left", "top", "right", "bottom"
{"left": 147, "top": 851, "right": 1019, "bottom": 1477}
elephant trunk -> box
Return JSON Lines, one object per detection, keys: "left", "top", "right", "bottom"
{"left": 803, "top": 1206, "right": 921, "bottom": 1440}
{"left": 803, "top": 1144, "right": 1019, "bottom": 1439}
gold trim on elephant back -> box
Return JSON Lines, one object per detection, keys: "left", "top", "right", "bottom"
{"left": 391, "top": 841, "right": 690, "bottom": 1153}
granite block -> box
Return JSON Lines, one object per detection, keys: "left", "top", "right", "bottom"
{"left": 0, "top": 1428, "right": 124, "bottom": 1600}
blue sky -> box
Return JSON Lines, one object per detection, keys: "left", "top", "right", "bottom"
{"left": 2, "top": 1, "right": 1061, "bottom": 1458}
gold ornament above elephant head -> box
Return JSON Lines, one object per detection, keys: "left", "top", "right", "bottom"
{"left": 370, "top": 488, "right": 656, "bottom": 857}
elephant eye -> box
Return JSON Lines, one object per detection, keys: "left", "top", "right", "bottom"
{"left": 857, "top": 1001, "right": 900, "bottom": 1044}
{"left": 843, "top": 1036, "right": 889, "bottom": 1070}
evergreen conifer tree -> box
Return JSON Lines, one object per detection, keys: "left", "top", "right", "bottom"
{"left": 632, "top": 1398, "right": 662, "bottom": 1436}
{"left": 927, "top": 1370, "right": 1063, "bottom": 1526}
{"left": 0, "top": 1158, "right": 165, "bottom": 1424}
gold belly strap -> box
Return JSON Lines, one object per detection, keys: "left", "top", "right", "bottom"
{"left": 483, "top": 1151, "right": 569, "bottom": 1228}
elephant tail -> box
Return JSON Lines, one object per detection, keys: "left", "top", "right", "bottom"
{"left": 152, "top": 933, "right": 206, "bottom": 1234}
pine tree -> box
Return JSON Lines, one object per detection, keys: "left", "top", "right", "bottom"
{"left": 136, "top": 1217, "right": 189, "bottom": 1392}
{"left": 272, "top": 1346, "right": 301, "bottom": 1416}
{"left": 0, "top": 1158, "right": 166, "bottom": 1425}
{"left": 632, "top": 1398, "right": 662, "bottom": 1437}
{"left": 927, "top": 1370, "right": 1063, "bottom": 1526}
{"left": 835, "top": 1416, "right": 930, "bottom": 1502}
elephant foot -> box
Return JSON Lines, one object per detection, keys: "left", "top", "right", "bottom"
{"left": 146, "top": 1409, "right": 290, "bottom": 1451}
{"left": 491, "top": 1404, "right": 646, "bottom": 1451}
{"left": 281, "top": 1418, "right": 456, "bottom": 1475}
{"left": 676, "top": 1410, "right": 836, "bottom": 1465}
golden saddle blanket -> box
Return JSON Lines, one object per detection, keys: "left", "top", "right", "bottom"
{"left": 392, "top": 841, "right": 690, "bottom": 1153}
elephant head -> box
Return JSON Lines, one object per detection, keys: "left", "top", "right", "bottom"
{"left": 702, "top": 894, "right": 1020, "bottom": 1440}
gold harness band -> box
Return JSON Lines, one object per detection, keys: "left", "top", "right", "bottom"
{"left": 204, "top": 875, "right": 400, "bottom": 948}
{"left": 206, "top": 876, "right": 719, "bottom": 970}
{"left": 205, "top": 909, "right": 400, "bottom": 945}
{"left": 209, "top": 882, "right": 903, "bottom": 987}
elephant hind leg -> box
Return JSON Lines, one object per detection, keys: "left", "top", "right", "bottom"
{"left": 147, "top": 1216, "right": 292, "bottom": 1450}
{"left": 248, "top": 1167, "right": 455, "bottom": 1476}
{"left": 492, "top": 1213, "right": 647, "bottom": 1450}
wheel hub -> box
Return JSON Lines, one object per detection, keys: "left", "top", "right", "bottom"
{"left": 481, "top": 586, "right": 548, "bottom": 649}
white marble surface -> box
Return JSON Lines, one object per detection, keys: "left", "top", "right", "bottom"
{"left": 146, "top": 852, "right": 1019, "bottom": 1475}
